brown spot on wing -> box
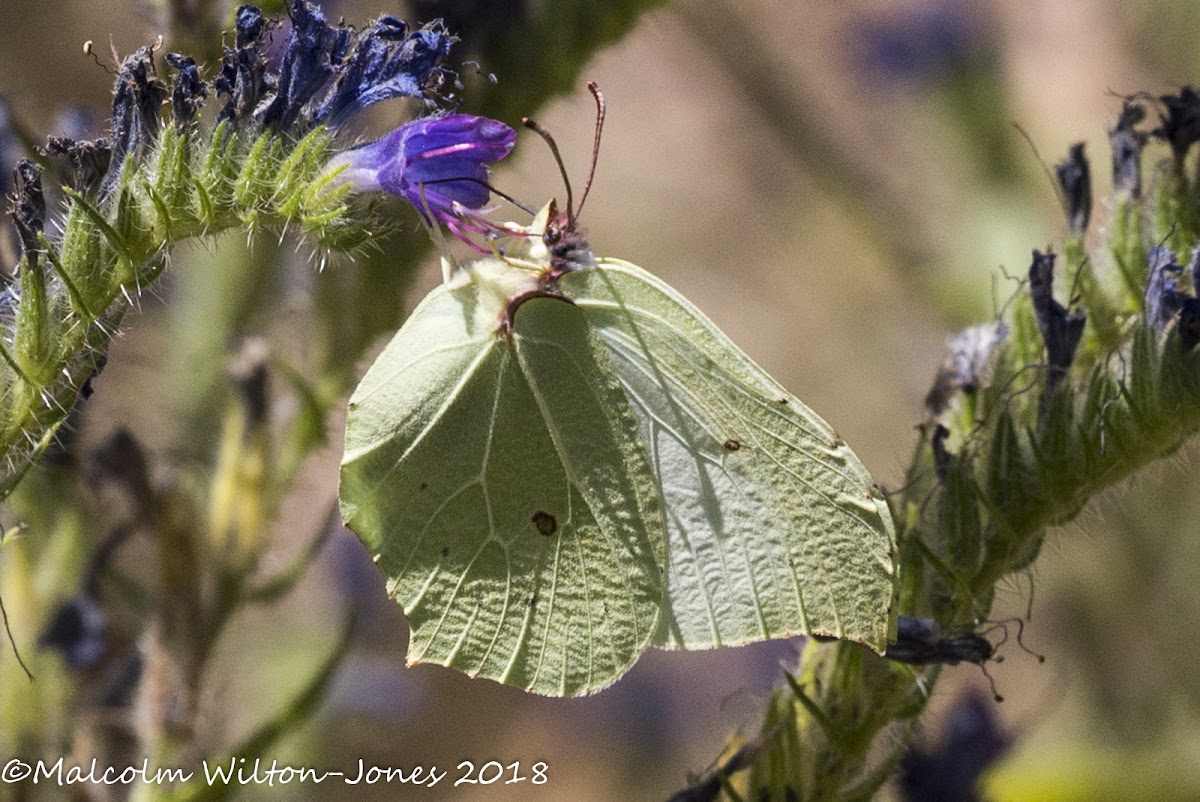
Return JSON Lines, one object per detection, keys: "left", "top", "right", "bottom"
{"left": 531, "top": 511, "right": 558, "bottom": 536}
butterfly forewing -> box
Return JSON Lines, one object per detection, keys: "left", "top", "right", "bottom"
{"left": 341, "top": 274, "right": 665, "bottom": 696}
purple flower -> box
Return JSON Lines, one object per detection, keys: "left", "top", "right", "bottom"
{"left": 331, "top": 114, "right": 516, "bottom": 244}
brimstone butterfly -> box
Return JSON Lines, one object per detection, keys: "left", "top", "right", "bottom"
{"left": 339, "top": 86, "right": 897, "bottom": 695}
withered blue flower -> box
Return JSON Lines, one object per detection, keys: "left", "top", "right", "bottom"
{"left": 1154, "top": 86, "right": 1200, "bottom": 168}
{"left": 1110, "top": 101, "right": 1148, "bottom": 199}
{"left": 166, "top": 53, "right": 207, "bottom": 133}
{"left": 313, "top": 19, "right": 453, "bottom": 127}
{"left": 106, "top": 46, "right": 168, "bottom": 190}
{"left": 214, "top": 5, "right": 271, "bottom": 124}
{"left": 39, "top": 594, "right": 107, "bottom": 670}
{"left": 11, "top": 160, "right": 45, "bottom": 258}
{"left": 900, "top": 688, "right": 1012, "bottom": 801}
{"left": 1055, "top": 142, "right": 1091, "bottom": 237}
{"left": 1146, "top": 245, "right": 1184, "bottom": 332}
{"left": 257, "top": 0, "right": 352, "bottom": 129}
{"left": 330, "top": 114, "right": 516, "bottom": 243}
{"left": 219, "top": 1, "right": 453, "bottom": 132}
{"left": 1029, "top": 249, "right": 1085, "bottom": 401}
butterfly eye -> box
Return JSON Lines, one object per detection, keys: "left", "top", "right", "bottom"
{"left": 544, "top": 224, "right": 562, "bottom": 245}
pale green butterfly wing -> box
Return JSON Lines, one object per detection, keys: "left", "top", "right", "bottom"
{"left": 340, "top": 262, "right": 666, "bottom": 696}
{"left": 558, "top": 258, "right": 897, "bottom": 651}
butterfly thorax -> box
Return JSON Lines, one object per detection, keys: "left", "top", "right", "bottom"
{"left": 448, "top": 200, "right": 596, "bottom": 337}
{"left": 543, "top": 200, "right": 596, "bottom": 277}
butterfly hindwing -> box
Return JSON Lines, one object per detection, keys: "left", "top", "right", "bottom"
{"left": 559, "top": 258, "right": 898, "bottom": 652}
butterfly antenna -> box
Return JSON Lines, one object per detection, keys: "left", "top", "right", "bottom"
{"left": 522, "top": 116, "right": 575, "bottom": 228}
{"left": 575, "top": 81, "right": 607, "bottom": 220}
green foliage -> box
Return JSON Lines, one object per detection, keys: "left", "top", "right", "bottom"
{"left": 688, "top": 94, "right": 1200, "bottom": 800}
{"left": 0, "top": 123, "right": 367, "bottom": 501}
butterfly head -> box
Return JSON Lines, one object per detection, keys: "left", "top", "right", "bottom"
{"left": 522, "top": 81, "right": 606, "bottom": 278}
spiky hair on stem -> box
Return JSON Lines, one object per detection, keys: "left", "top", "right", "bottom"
{"left": 0, "top": 2, "right": 464, "bottom": 499}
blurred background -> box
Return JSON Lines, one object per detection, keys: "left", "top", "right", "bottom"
{"left": 3, "top": 0, "right": 1200, "bottom": 798}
